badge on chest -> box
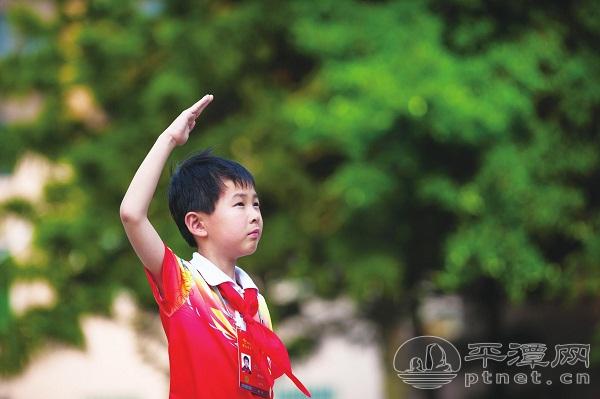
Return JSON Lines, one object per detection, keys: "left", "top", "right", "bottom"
{"left": 235, "top": 311, "right": 273, "bottom": 398}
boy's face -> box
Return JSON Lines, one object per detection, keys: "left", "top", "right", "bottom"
{"left": 202, "top": 179, "right": 262, "bottom": 259}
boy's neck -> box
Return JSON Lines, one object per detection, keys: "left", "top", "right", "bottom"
{"left": 197, "top": 247, "right": 237, "bottom": 281}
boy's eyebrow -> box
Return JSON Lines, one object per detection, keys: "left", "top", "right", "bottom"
{"left": 232, "top": 193, "right": 259, "bottom": 199}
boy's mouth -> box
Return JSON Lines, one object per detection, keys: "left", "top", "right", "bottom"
{"left": 248, "top": 228, "right": 260, "bottom": 238}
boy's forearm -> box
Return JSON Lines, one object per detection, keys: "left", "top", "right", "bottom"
{"left": 120, "top": 132, "right": 177, "bottom": 221}
{"left": 120, "top": 94, "right": 213, "bottom": 222}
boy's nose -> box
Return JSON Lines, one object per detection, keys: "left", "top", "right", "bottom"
{"left": 250, "top": 208, "right": 261, "bottom": 223}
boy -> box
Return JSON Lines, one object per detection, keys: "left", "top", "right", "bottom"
{"left": 120, "top": 95, "right": 309, "bottom": 398}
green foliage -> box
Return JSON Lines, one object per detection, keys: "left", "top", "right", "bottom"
{"left": 1, "top": 0, "right": 599, "bottom": 378}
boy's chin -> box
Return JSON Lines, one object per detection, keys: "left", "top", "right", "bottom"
{"left": 240, "top": 245, "right": 259, "bottom": 257}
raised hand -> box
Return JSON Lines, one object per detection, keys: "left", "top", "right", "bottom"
{"left": 164, "top": 94, "right": 214, "bottom": 146}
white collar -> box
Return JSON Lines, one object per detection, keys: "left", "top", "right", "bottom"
{"left": 190, "top": 251, "right": 258, "bottom": 291}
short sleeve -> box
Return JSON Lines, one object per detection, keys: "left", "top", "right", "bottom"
{"left": 143, "top": 242, "right": 192, "bottom": 317}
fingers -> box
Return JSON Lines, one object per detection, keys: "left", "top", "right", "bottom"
{"left": 189, "top": 94, "right": 213, "bottom": 115}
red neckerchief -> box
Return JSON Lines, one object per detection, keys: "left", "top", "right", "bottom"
{"left": 218, "top": 282, "right": 311, "bottom": 398}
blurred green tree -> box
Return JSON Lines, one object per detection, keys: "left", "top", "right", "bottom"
{"left": 1, "top": 1, "right": 598, "bottom": 398}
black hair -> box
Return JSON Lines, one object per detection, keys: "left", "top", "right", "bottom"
{"left": 168, "top": 148, "right": 256, "bottom": 247}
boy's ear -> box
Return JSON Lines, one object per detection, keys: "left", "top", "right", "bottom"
{"left": 184, "top": 211, "right": 208, "bottom": 238}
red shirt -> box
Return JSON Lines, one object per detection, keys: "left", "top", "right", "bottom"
{"left": 144, "top": 243, "right": 273, "bottom": 399}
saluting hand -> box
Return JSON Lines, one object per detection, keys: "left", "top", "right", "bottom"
{"left": 164, "top": 94, "right": 214, "bottom": 146}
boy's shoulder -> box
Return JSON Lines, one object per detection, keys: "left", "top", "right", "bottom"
{"left": 165, "top": 247, "right": 273, "bottom": 328}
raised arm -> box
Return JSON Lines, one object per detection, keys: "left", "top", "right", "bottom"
{"left": 119, "top": 95, "right": 213, "bottom": 293}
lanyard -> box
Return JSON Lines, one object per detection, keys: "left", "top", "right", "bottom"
{"left": 212, "top": 285, "right": 235, "bottom": 319}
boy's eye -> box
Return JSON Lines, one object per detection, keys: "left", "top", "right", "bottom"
{"left": 234, "top": 201, "right": 260, "bottom": 207}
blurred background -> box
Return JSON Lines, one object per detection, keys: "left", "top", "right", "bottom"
{"left": 0, "top": 0, "right": 599, "bottom": 398}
